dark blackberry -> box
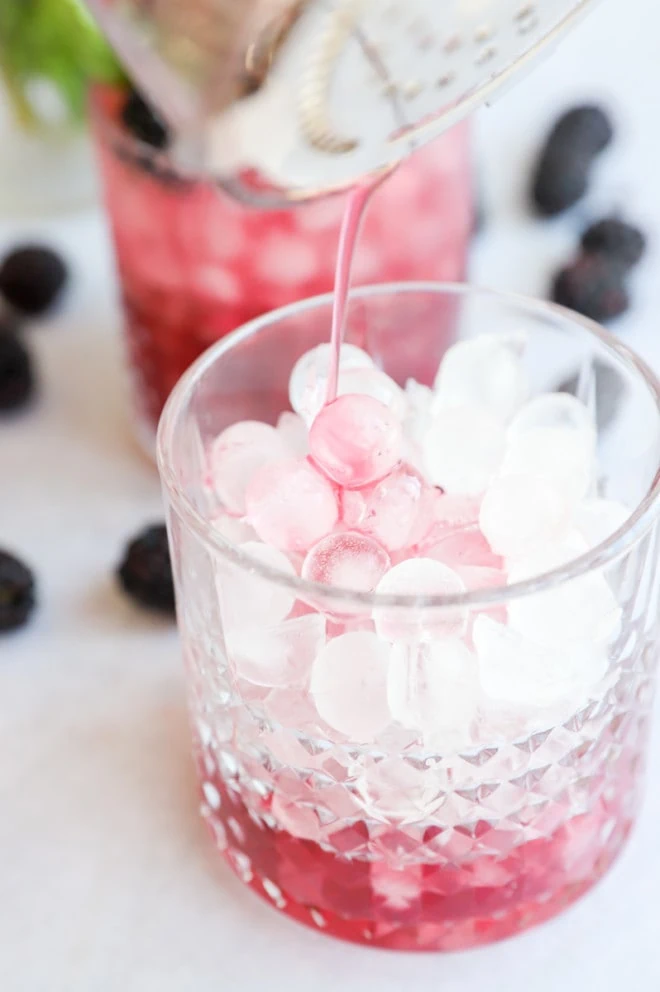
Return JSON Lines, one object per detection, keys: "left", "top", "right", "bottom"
{"left": 531, "top": 105, "right": 614, "bottom": 216}
{"left": 0, "top": 246, "right": 69, "bottom": 316}
{"left": 0, "top": 550, "right": 36, "bottom": 632}
{"left": 552, "top": 255, "right": 629, "bottom": 323}
{"left": 0, "top": 330, "right": 34, "bottom": 412}
{"left": 581, "top": 218, "right": 646, "bottom": 270}
{"left": 117, "top": 523, "right": 176, "bottom": 615}
{"left": 532, "top": 149, "right": 589, "bottom": 217}
{"left": 549, "top": 106, "right": 614, "bottom": 156}
{"left": 121, "top": 89, "right": 169, "bottom": 150}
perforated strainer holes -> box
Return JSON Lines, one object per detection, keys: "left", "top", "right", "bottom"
{"left": 516, "top": 3, "right": 540, "bottom": 35}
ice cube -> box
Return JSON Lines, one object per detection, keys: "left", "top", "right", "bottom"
{"left": 506, "top": 531, "right": 589, "bottom": 584}
{"left": 577, "top": 498, "right": 630, "bottom": 549}
{"left": 301, "top": 531, "right": 391, "bottom": 593}
{"left": 373, "top": 558, "right": 466, "bottom": 642}
{"left": 227, "top": 613, "right": 326, "bottom": 687}
{"left": 344, "top": 465, "right": 429, "bottom": 552}
{"left": 210, "top": 511, "right": 257, "bottom": 545}
{"left": 474, "top": 615, "right": 609, "bottom": 709}
{"left": 209, "top": 420, "right": 287, "bottom": 516}
{"left": 423, "top": 406, "right": 506, "bottom": 495}
{"left": 309, "top": 395, "right": 403, "bottom": 488}
{"left": 289, "top": 343, "right": 373, "bottom": 425}
{"left": 355, "top": 755, "right": 444, "bottom": 820}
{"left": 387, "top": 640, "right": 480, "bottom": 751}
{"left": 310, "top": 631, "right": 392, "bottom": 740}
{"left": 506, "top": 571, "right": 621, "bottom": 648}
{"left": 276, "top": 411, "right": 309, "bottom": 458}
{"left": 245, "top": 457, "right": 338, "bottom": 552}
{"left": 479, "top": 474, "right": 572, "bottom": 559}
{"left": 337, "top": 367, "right": 407, "bottom": 420}
{"left": 219, "top": 541, "right": 297, "bottom": 629}
{"left": 433, "top": 334, "right": 529, "bottom": 423}
{"left": 426, "top": 525, "right": 503, "bottom": 570}
{"left": 503, "top": 394, "right": 597, "bottom": 503}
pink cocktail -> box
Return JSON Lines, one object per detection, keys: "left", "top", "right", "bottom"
{"left": 91, "top": 87, "right": 473, "bottom": 436}
{"left": 158, "top": 284, "right": 660, "bottom": 951}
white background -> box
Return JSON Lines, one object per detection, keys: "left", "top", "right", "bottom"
{"left": 2, "top": 0, "right": 660, "bottom": 988}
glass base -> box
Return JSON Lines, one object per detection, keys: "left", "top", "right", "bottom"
{"left": 197, "top": 750, "right": 634, "bottom": 952}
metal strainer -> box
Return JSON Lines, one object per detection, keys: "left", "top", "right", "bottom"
{"left": 87, "top": 0, "right": 599, "bottom": 202}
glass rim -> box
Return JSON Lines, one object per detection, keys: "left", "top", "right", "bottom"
{"left": 157, "top": 281, "right": 660, "bottom": 612}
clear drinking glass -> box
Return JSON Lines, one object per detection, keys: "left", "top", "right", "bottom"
{"left": 157, "top": 283, "right": 660, "bottom": 952}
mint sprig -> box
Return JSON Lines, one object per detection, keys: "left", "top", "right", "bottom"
{"left": 0, "top": 0, "right": 124, "bottom": 130}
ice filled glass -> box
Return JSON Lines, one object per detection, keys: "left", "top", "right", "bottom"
{"left": 91, "top": 86, "right": 473, "bottom": 439}
{"left": 157, "top": 283, "right": 660, "bottom": 952}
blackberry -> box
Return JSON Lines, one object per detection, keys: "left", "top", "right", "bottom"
{"left": 552, "top": 255, "right": 629, "bottom": 323}
{"left": 117, "top": 524, "right": 176, "bottom": 614}
{"left": 0, "top": 246, "right": 69, "bottom": 316}
{"left": 581, "top": 218, "right": 646, "bottom": 270}
{"left": 0, "top": 550, "right": 36, "bottom": 632}
{"left": 532, "top": 150, "right": 589, "bottom": 217}
{"left": 549, "top": 106, "right": 614, "bottom": 156}
{"left": 121, "top": 89, "right": 169, "bottom": 150}
{"left": 0, "top": 330, "right": 34, "bottom": 412}
{"left": 531, "top": 105, "right": 614, "bottom": 216}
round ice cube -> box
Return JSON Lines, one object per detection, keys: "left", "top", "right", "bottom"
{"left": 503, "top": 394, "right": 597, "bottom": 503}
{"left": 309, "top": 395, "right": 403, "bottom": 488}
{"left": 289, "top": 343, "right": 374, "bottom": 425}
{"left": 388, "top": 640, "right": 479, "bottom": 751}
{"left": 433, "top": 334, "right": 529, "bottom": 423}
{"left": 474, "top": 615, "right": 609, "bottom": 709}
{"left": 426, "top": 525, "right": 503, "bottom": 570}
{"left": 302, "top": 531, "right": 391, "bottom": 593}
{"left": 337, "top": 367, "right": 407, "bottom": 420}
{"left": 210, "top": 511, "right": 257, "bottom": 545}
{"left": 423, "top": 406, "right": 506, "bottom": 495}
{"left": 506, "top": 571, "right": 621, "bottom": 648}
{"left": 310, "top": 631, "right": 392, "bottom": 740}
{"left": 228, "top": 613, "right": 326, "bottom": 687}
{"left": 373, "top": 558, "right": 466, "bottom": 642}
{"left": 276, "top": 411, "right": 309, "bottom": 458}
{"left": 345, "top": 465, "right": 429, "bottom": 551}
{"left": 479, "top": 474, "right": 572, "bottom": 560}
{"left": 245, "top": 457, "right": 338, "bottom": 552}
{"left": 209, "top": 421, "right": 287, "bottom": 515}
{"left": 220, "top": 541, "right": 296, "bottom": 629}
{"left": 577, "top": 498, "right": 630, "bottom": 549}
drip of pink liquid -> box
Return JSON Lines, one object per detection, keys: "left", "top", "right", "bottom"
{"left": 325, "top": 174, "right": 389, "bottom": 405}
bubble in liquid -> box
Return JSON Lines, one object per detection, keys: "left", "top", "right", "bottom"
{"left": 423, "top": 406, "right": 506, "bottom": 495}
{"left": 310, "top": 630, "right": 392, "bottom": 741}
{"left": 309, "top": 394, "right": 403, "bottom": 488}
{"left": 433, "top": 334, "right": 529, "bottom": 424}
{"left": 302, "top": 531, "right": 391, "bottom": 594}
{"left": 228, "top": 613, "right": 326, "bottom": 687}
{"left": 373, "top": 558, "right": 466, "bottom": 643}
{"left": 210, "top": 420, "right": 287, "bottom": 515}
{"left": 479, "top": 474, "right": 572, "bottom": 560}
{"left": 245, "top": 457, "right": 338, "bottom": 552}
{"left": 219, "top": 541, "right": 297, "bottom": 630}
{"left": 277, "top": 411, "right": 309, "bottom": 458}
{"left": 289, "top": 343, "right": 374, "bottom": 425}
{"left": 387, "top": 640, "right": 480, "bottom": 752}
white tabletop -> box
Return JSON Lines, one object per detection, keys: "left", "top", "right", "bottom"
{"left": 2, "top": 0, "right": 660, "bottom": 988}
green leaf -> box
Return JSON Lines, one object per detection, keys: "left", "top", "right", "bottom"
{"left": 0, "top": 0, "right": 124, "bottom": 128}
